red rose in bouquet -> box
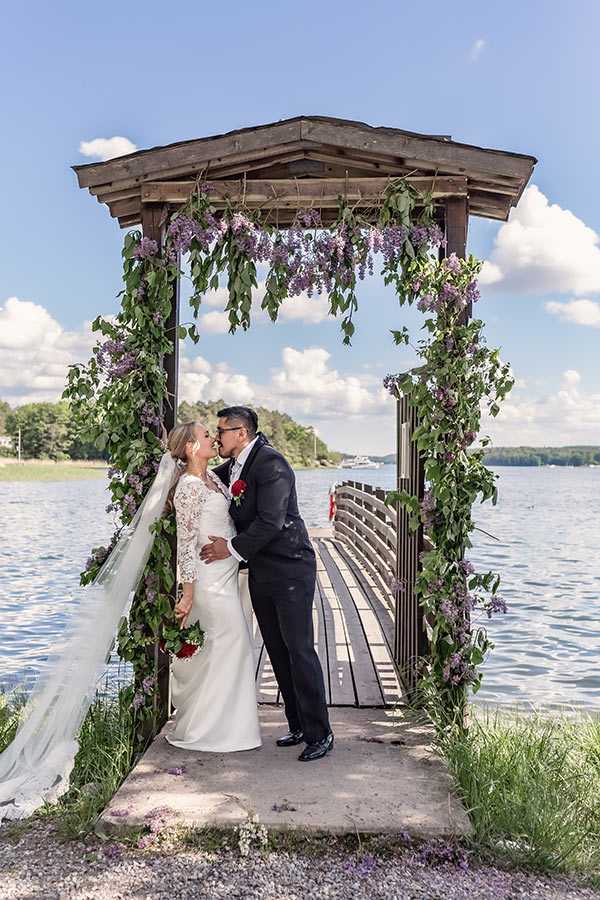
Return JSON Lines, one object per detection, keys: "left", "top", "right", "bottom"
{"left": 231, "top": 479, "right": 247, "bottom": 506}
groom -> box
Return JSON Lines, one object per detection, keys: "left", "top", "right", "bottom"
{"left": 200, "top": 406, "right": 333, "bottom": 762}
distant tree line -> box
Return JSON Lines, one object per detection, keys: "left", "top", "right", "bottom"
{"left": 482, "top": 446, "right": 600, "bottom": 466}
{"left": 179, "top": 400, "right": 341, "bottom": 467}
{"left": 0, "top": 397, "right": 342, "bottom": 466}
{"left": 1, "top": 400, "right": 106, "bottom": 460}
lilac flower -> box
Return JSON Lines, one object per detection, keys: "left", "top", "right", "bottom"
{"left": 200, "top": 182, "right": 211, "bottom": 192}
{"left": 443, "top": 252, "right": 462, "bottom": 273}
{"left": 146, "top": 588, "right": 156, "bottom": 603}
{"left": 386, "top": 575, "right": 404, "bottom": 597}
{"left": 440, "top": 599, "right": 459, "bottom": 623}
{"left": 342, "top": 853, "right": 377, "bottom": 876}
{"left": 129, "top": 474, "right": 143, "bottom": 496}
{"left": 103, "top": 843, "right": 125, "bottom": 859}
{"left": 420, "top": 491, "right": 436, "bottom": 513}
{"left": 152, "top": 310, "right": 162, "bottom": 324}
{"left": 139, "top": 464, "right": 150, "bottom": 477}
{"left": 168, "top": 765, "right": 187, "bottom": 776}
{"left": 136, "top": 835, "right": 151, "bottom": 849}
{"left": 444, "top": 335, "right": 455, "bottom": 351}
{"left": 123, "top": 493, "right": 137, "bottom": 516}
{"left": 132, "top": 694, "right": 144, "bottom": 710}
{"left": 84, "top": 556, "right": 94, "bottom": 572}
{"left": 428, "top": 224, "right": 446, "bottom": 248}
{"left": 142, "top": 674, "right": 157, "bottom": 694}
{"left": 397, "top": 828, "right": 411, "bottom": 843}
{"left": 382, "top": 374, "right": 400, "bottom": 396}
{"left": 409, "top": 226, "right": 428, "bottom": 249}
{"left": 460, "top": 559, "right": 475, "bottom": 575}
{"left": 133, "top": 237, "right": 159, "bottom": 260}
{"left": 487, "top": 596, "right": 508, "bottom": 617}
{"left": 110, "top": 809, "right": 130, "bottom": 817}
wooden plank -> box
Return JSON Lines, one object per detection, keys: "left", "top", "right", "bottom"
{"left": 334, "top": 513, "right": 395, "bottom": 583}
{"left": 318, "top": 541, "right": 385, "bottom": 707}
{"left": 74, "top": 120, "right": 306, "bottom": 188}
{"left": 336, "top": 485, "right": 397, "bottom": 527}
{"left": 140, "top": 176, "right": 469, "bottom": 206}
{"left": 299, "top": 118, "right": 537, "bottom": 181}
{"left": 317, "top": 555, "right": 356, "bottom": 706}
{"left": 326, "top": 540, "right": 403, "bottom": 707}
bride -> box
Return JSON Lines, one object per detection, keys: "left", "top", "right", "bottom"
{"left": 165, "top": 421, "right": 260, "bottom": 752}
{"left": 0, "top": 421, "right": 259, "bottom": 822}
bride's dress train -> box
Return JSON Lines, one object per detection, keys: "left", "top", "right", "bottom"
{"left": 166, "top": 472, "right": 261, "bottom": 752}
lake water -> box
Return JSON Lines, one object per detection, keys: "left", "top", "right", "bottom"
{"left": 1, "top": 466, "right": 598, "bottom": 710}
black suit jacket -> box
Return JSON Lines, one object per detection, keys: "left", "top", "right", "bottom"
{"left": 212, "top": 433, "right": 316, "bottom": 584}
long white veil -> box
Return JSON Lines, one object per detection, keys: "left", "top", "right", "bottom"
{"left": 0, "top": 451, "right": 176, "bottom": 822}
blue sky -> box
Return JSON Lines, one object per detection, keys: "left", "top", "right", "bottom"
{"left": 1, "top": 0, "right": 599, "bottom": 454}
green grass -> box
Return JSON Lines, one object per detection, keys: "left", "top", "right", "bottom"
{"left": 432, "top": 703, "right": 600, "bottom": 883}
{"left": 0, "top": 463, "right": 107, "bottom": 481}
{"left": 0, "top": 679, "right": 143, "bottom": 839}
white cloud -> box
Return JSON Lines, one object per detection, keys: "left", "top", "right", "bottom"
{"left": 482, "top": 370, "right": 600, "bottom": 446}
{"left": 0, "top": 297, "right": 95, "bottom": 405}
{"left": 545, "top": 298, "right": 600, "bottom": 327}
{"left": 197, "top": 281, "right": 333, "bottom": 327}
{"left": 469, "top": 39, "right": 485, "bottom": 61}
{"left": 78, "top": 136, "right": 138, "bottom": 161}
{"left": 480, "top": 185, "right": 600, "bottom": 295}
{"left": 197, "top": 311, "right": 230, "bottom": 334}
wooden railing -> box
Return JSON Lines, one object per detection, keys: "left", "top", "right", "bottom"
{"left": 333, "top": 475, "right": 430, "bottom": 697}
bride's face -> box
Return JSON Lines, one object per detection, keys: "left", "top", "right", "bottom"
{"left": 186, "top": 425, "right": 217, "bottom": 462}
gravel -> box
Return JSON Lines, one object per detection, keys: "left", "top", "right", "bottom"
{"left": 1, "top": 822, "right": 599, "bottom": 900}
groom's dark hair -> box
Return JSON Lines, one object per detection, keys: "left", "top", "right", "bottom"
{"left": 217, "top": 406, "right": 258, "bottom": 438}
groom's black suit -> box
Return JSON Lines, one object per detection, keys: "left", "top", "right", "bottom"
{"left": 213, "top": 433, "right": 330, "bottom": 744}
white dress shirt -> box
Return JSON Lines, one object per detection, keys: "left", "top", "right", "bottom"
{"left": 227, "top": 436, "right": 259, "bottom": 562}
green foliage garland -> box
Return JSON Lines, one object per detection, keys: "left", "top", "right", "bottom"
{"left": 65, "top": 178, "right": 512, "bottom": 717}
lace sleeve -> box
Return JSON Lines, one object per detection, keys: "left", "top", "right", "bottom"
{"left": 174, "top": 477, "right": 206, "bottom": 583}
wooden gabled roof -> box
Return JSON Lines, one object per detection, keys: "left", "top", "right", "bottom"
{"left": 73, "top": 115, "right": 537, "bottom": 228}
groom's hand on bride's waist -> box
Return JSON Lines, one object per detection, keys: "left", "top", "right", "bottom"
{"left": 200, "top": 536, "right": 232, "bottom": 563}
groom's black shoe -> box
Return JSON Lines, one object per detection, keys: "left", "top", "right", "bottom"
{"left": 298, "top": 732, "right": 334, "bottom": 761}
{"left": 276, "top": 730, "right": 304, "bottom": 747}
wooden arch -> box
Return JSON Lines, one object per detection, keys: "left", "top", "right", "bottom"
{"left": 74, "top": 116, "right": 536, "bottom": 699}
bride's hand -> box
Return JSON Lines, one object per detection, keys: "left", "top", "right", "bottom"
{"left": 175, "top": 587, "right": 194, "bottom": 629}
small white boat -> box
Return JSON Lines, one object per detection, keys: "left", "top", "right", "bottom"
{"left": 341, "top": 455, "right": 381, "bottom": 469}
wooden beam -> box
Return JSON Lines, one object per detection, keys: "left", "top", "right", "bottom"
{"left": 140, "top": 176, "right": 469, "bottom": 206}
{"left": 300, "top": 119, "right": 537, "bottom": 181}
{"left": 445, "top": 196, "right": 470, "bottom": 322}
{"left": 74, "top": 121, "right": 306, "bottom": 188}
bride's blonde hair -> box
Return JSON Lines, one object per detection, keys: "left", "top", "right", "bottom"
{"left": 165, "top": 421, "right": 203, "bottom": 510}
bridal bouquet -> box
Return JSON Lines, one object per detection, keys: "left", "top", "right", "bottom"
{"left": 159, "top": 620, "right": 205, "bottom": 659}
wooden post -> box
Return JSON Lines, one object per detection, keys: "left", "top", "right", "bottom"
{"left": 445, "top": 196, "right": 471, "bottom": 724}
{"left": 445, "top": 197, "right": 470, "bottom": 323}
{"left": 141, "top": 202, "right": 179, "bottom": 730}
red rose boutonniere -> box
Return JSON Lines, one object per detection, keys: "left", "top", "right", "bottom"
{"left": 231, "top": 479, "right": 247, "bottom": 506}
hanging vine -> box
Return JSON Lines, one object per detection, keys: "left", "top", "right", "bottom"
{"left": 64, "top": 178, "right": 511, "bottom": 717}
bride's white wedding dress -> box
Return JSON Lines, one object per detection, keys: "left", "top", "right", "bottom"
{"left": 166, "top": 471, "right": 261, "bottom": 752}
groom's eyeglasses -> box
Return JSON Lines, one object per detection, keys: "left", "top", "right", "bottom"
{"left": 215, "top": 427, "right": 242, "bottom": 437}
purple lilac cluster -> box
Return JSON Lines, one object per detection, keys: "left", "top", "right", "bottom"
{"left": 136, "top": 806, "right": 174, "bottom": 849}
{"left": 140, "top": 402, "right": 160, "bottom": 429}
{"left": 132, "top": 693, "right": 144, "bottom": 711}
{"left": 415, "top": 839, "right": 469, "bottom": 871}
{"left": 433, "top": 385, "right": 458, "bottom": 410}
{"left": 442, "top": 650, "right": 477, "bottom": 687}
{"left": 142, "top": 673, "right": 157, "bottom": 694}
{"left": 386, "top": 575, "right": 405, "bottom": 597}
{"left": 133, "top": 237, "right": 158, "bottom": 260}
{"left": 145, "top": 570, "right": 159, "bottom": 602}
{"left": 487, "top": 595, "right": 507, "bottom": 618}
{"left": 128, "top": 473, "right": 143, "bottom": 496}
{"left": 165, "top": 208, "right": 441, "bottom": 300}
{"left": 123, "top": 493, "right": 137, "bottom": 517}
{"left": 342, "top": 853, "right": 377, "bottom": 877}
{"left": 97, "top": 334, "right": 140, "bottom": 380}
{"left": 382, "top": 373, "right": 401, "bottom": 396}
{"left": 168, "top": 765, "right": 187, "bottom": 776}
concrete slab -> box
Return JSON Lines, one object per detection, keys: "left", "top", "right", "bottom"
{"left": 98, "top": 708, "right": 471, "bottom": 840}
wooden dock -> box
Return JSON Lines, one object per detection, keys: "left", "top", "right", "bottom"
{"left": 253, "top": 528, "right": 404, "bottom": 708}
